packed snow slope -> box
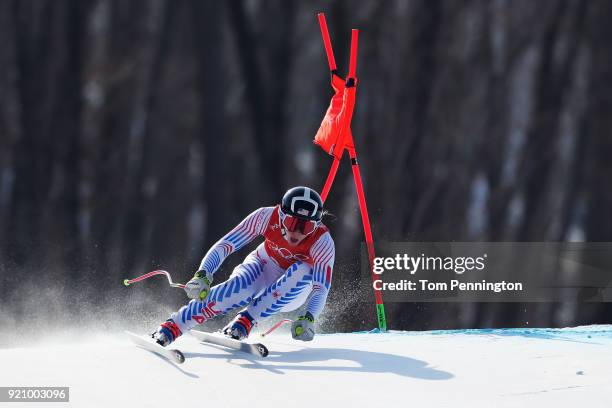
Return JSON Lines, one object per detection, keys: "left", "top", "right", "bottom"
{"left": 2, "top": 325, "right": 611, "bottom": 408}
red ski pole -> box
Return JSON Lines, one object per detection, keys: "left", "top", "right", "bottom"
{"left": 123, "top": 270, "right": 186, "bottom": 289}
{"left": 260, "top": 319, "right": 293, "bottom": 337}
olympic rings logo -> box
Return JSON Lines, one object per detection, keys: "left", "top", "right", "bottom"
{"left": 267, "top": 241, "right": 310, "bottom": 262}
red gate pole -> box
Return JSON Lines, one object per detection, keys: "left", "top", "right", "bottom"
{"left": 318, "top": 12, "right": 342, "bottom": 204}
{"left": 345, "top": 29, "right": 386, "bottom": 329}
{"left": 316, "top": 14, "right": 387, "bottom": 331}
{"left": 320, "top": 156, "right": 341, "bottom": 203}
{"left": 317, "top": 13, "right": 337, "bottom": 72}
{"left": 347, "top": 145, "right": 386, "bottom": 330}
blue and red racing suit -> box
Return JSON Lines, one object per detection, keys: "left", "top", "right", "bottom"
{"left": 169, "top": 205, "right": 335, "bottom": 333}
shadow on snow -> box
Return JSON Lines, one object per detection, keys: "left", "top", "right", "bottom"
{"left": 184, "top": 343, "right": 453, "bottom": 379}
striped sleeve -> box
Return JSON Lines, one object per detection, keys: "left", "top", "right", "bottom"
{"left": 306, "top": 232, "right": 335, "bottom": 319}
{"left": 198, "top": 207, "right": 274, "bottom": 276}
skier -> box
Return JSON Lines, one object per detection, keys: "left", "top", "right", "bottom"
{"left": 153, "top": 186, "right": 335, "bottom": 346}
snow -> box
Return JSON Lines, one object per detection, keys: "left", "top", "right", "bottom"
{"left": 1, "top": 325, "right": 611, "bottom": 407}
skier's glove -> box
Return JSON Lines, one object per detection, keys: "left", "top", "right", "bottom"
{"left": 184, "top": 270, "right": 213, "bottom": 300}
{"left": 291, "top": 312, "right": 315, "bottom": 341}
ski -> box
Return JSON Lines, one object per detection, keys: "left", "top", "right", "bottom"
{"left": 125, "top": 331, "right": 186, "bottom": 364}
{"left": 190, "top": 330, "right": 269, "bottom": 357}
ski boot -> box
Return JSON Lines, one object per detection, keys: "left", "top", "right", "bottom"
{"left": 223, "top": 311, "right": 255, "bottom": 340}
{"left": 152, "top": 319, "right": 182, "bottom": 347}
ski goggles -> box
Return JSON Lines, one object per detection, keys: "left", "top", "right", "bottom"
{"left": 280, "top": 210, "right": 319, "bottom": 235}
